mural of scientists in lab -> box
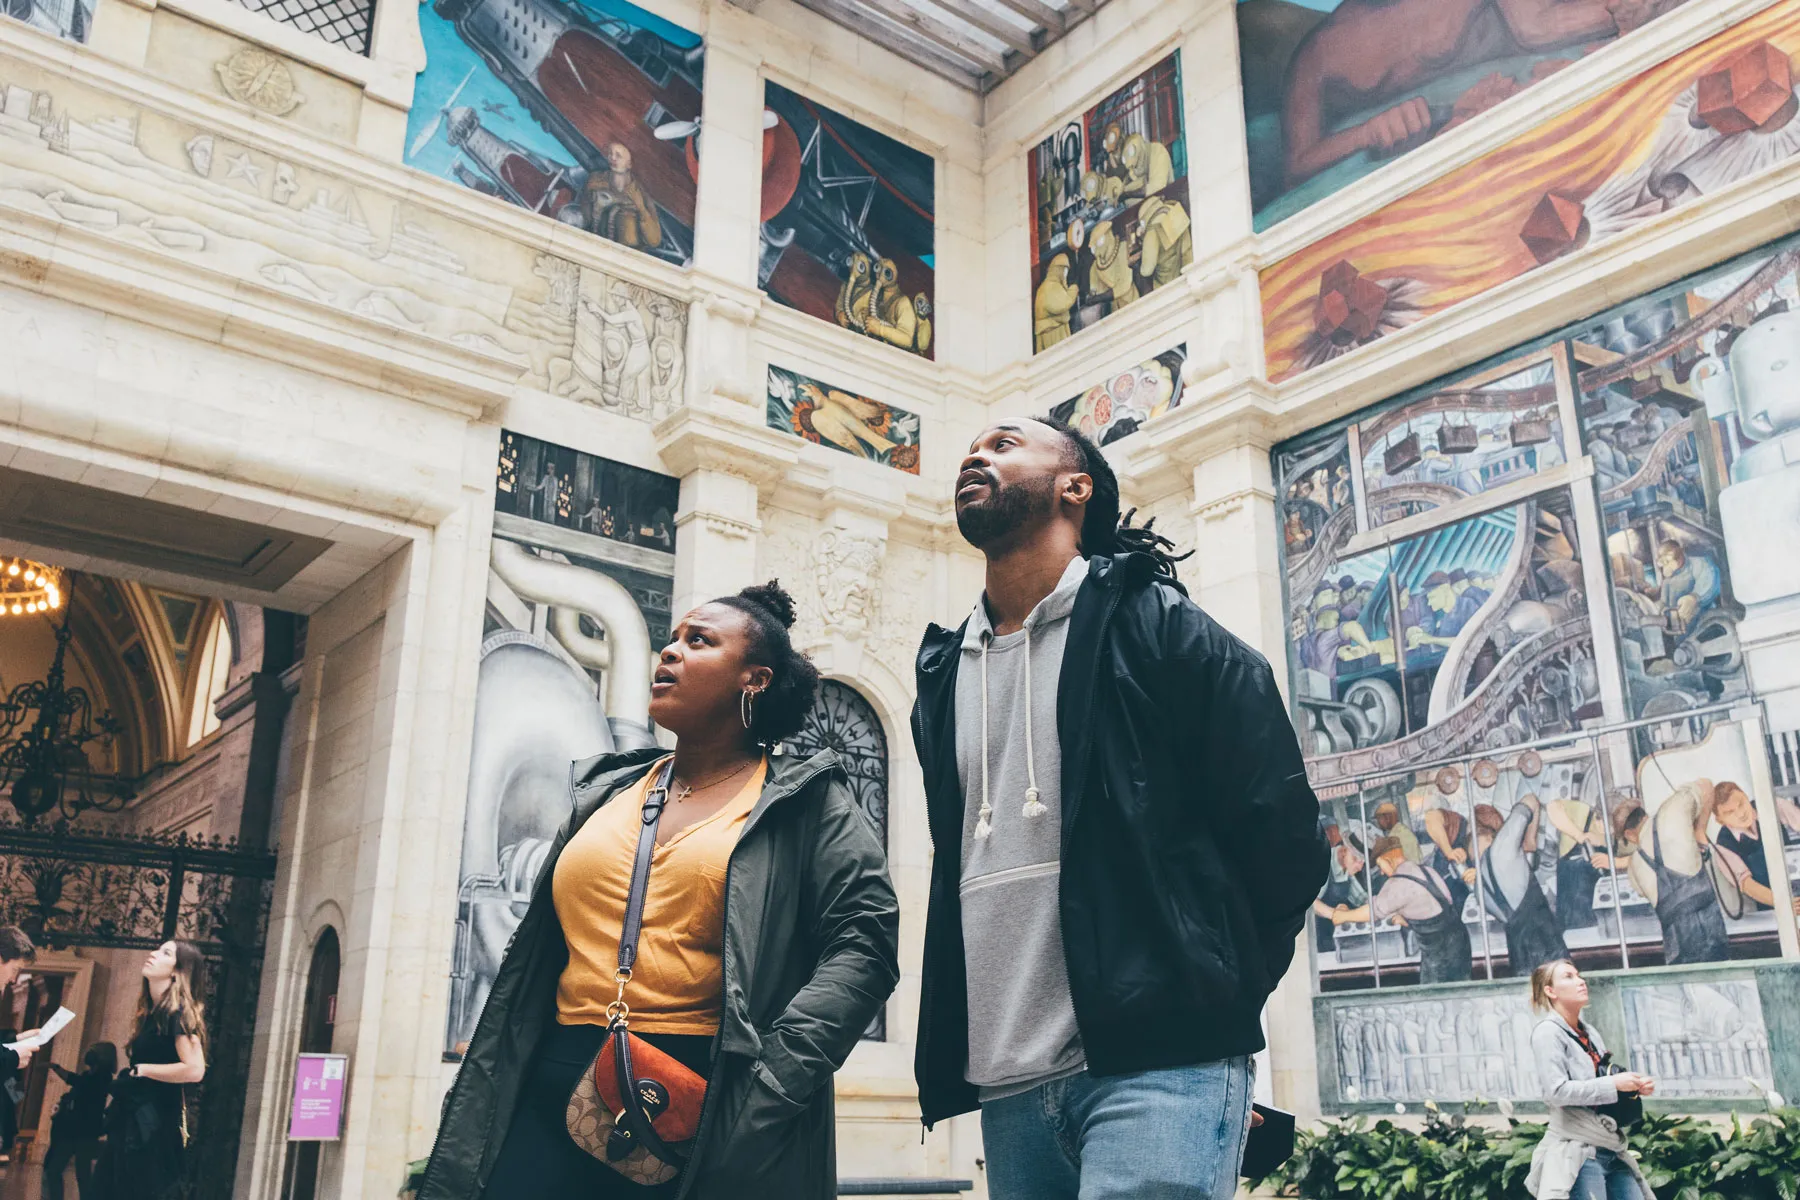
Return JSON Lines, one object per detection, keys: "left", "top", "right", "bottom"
{"left": 444, "top": 431, "right": 679, "bottom": 1057}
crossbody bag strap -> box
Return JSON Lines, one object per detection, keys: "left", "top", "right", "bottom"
{"left": 617, "top": 757, "right": 675, "bottom": 981}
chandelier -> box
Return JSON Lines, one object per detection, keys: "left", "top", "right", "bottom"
{"left": 0, "top": 559, "right": 62, "bottom": 617}
{"left": 0, "top": 570, "right": 126, "bottom": 823}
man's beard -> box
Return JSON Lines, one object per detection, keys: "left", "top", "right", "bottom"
{"left": 956, "top": 473, "right": 1057, "bottom": 550}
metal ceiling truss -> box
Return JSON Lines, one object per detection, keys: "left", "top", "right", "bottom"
{"left": 781, "top": 0, "right": 1112, "bottom": 93}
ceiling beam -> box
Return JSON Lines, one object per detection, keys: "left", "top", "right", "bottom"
{"left": 787, "top": 0, "right": 986, "bottom": 90}
{"left": 986, "top": 0, "right": 1063, "bottom": 36}
{"left": 928, "top": 0, "right": 1037, "bottom": 57}
{"left": 857, "top": 0, "right": 1010, "bottom": 74}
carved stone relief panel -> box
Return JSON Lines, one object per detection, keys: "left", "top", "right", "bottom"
{"left": 143, "top": 15, "right": 360, "bottom": 142}
{"left": 0, "top": 49, "right": 686, "bottom": 426}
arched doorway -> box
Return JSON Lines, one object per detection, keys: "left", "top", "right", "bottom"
{"left": 280, "top": 928, "right": 339, "bottom": 1200}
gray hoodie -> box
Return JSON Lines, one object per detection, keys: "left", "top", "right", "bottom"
{"left": 955, "top": 555, "right": 1089, "bottom": 1099}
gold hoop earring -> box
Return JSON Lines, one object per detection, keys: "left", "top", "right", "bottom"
{"left": 740, "top": 688, "right": 756, "bottom": 731}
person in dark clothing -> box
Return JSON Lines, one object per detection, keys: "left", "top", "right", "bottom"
{"left": 913, "top": 418, "right": 1327, "bottom": 1199}
{"left": 1472, "top": 798, "right": 1569, "bottom": 976}
{"left": 96, "top": 940, "right": 209, "bottom": 1200}
{"left": 420, "top": 582, "right": 899, "bottom": 1200}
{"left": 0, "top": 926, "right": 39, "bottom": 1166}
{"left": 45, "top": 1042, "right": 117, "bottom": 1200}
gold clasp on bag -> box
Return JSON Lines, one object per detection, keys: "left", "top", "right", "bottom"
{"left": 607, "top": 966, "right": 632, "bottom": 1023}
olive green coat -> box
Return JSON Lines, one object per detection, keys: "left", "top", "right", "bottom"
{"left": 418, "top": 747, "right": 900, "bottom": 1200}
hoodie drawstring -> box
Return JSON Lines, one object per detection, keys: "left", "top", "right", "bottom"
{"left": 974, "top": 626, "right": 1047, "bottom": 842}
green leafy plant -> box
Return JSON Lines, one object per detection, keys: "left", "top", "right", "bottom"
{"left": 1710, "top": 1108, "right": 1800, "bottom": 1200}
{"left": 1628, "top": 1112, "right": 1728, "bottom": 1200}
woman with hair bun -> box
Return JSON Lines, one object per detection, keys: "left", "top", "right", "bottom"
{"left": 423, "top": 580, "right": 899, "bottom": 1200}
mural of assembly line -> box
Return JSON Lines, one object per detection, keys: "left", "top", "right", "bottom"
{"left": 1283, "top": 230, "right": 1800, "bottom": 1002}
{"left": 445, "top": 431, "right": 677, "bottom": 1057}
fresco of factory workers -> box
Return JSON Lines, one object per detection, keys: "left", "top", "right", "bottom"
{"left": 765, "top": 365, "right": 922, "bottom": 475}
{"left": 760, "top": 83, "right": 936, "bottom": 360}
{"left": 1028, "top": 54, "right": 1191, "bottom": 354}
{"left": 1235, "top": 0, "right": 1694, "bottom": 230}
{"left": 1047, "top": 344, "right": 1188, "bottom": 448}
{"left": 1260, "top": 2, "right": 1800, "bottom": 381}
{"left": 445, "top": 431, "right": 678, "bottom": 1057}
{"left": 406, "top": 0, "right": 704, "bottom": 266}
{"left": 2, "top": 0, "right": 94, "bottom": 41}
{"left": 1286, "top": 232, "right": 1800, "bottom": 996}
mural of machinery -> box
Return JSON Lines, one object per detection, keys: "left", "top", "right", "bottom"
{"left": 1278, "top": 234, "right": 1800, "bottom": 1006}
{"left": 445, "top": 432, "right": 676, "bottom": 1057}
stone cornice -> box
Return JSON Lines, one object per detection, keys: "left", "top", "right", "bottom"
{"left": 652, "top": 404, "right": 799, "bottom": 488}
{"left": 0, "top": 209, "right": 516, "bottom": 422}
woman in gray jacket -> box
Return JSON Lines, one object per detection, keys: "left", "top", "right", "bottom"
{"left": 1525, "top": 960, "right": 1656, "bottom": 1200}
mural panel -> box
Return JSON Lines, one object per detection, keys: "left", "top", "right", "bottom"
{"left": 1237, "top": 0, "right": 1694, "bottom": 231}
{"left": 1260, "top": 3, "right": 1800, "bottom": 382}
{"left": 446, "top": 431, "right": 678, "bottom": 1058}
{"left": 406, "top": 0, "right": 703, "bottom": 265}
{"left": 760, "top": 82, "right": 935, "bottom": 359}
{"left": 1047, "top": 344, "right": 1188, "bottom": 448}
{"left": 765, "top": 365, "right": 921, "bottom": 474}
{"left": 1028, "top": 53, "right": 1189, "bottom": 354}
{"left": 1284, "top": 232, "right": 1800, "bottom": 1011}
{"left": 2, "top": 0, "right": 93, "bottom": 41}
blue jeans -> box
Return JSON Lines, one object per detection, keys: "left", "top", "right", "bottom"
{"left": 979, "top": 1057, "right": 1255, "bottom": 1200}
{"left": 1571, "top": 1149, "right": 1643, "bottom": 1200}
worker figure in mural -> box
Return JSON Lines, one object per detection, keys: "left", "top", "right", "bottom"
{"left": 1651, "top": 540, "right": 1722, "bottom": 633}
{"left": 1712, "top": 783, "right": 1800, "bottom": 916}
{"left": 1470, "top": 797, "right": 1569, "bottom": 975}
{"left": 582, "top": 142, "right": 662, "bottom": 252}
{"left": 1276, "top": 0, "right": 1672, "bottom": 190}
{"left": 1423, "top": 806, "right": 1475, "bottom": 914}
{"left": 1405, "top": 569, "right": 1488, "bottom": 651}
{"left": 1329, "top": 836, "right": 1473, "bottom": 984}
{"left": 912, "top": 417, "right": 1324, "bottom": 1200}
{"left": 1622, "top": 782, "right": 1736, "bottom": 965}
{"left": 1312, "top": 827, "right": 1372, "bottom": 952}
{"left": 1546, "top": 788, "right": 1613, "bottom": 932}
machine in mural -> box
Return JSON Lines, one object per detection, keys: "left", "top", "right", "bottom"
{"left": 1236, "top": 0, "right": 1693, "bottom": 230}
{"left": 1, "top": 0, "right": 93, "bottom": 41}
{"left": 1261, "top": 3, "right": 1800, "bottom": 381}
{"left": 1289, "top": 486, "right": 1598, "bottom": 770}
{"left": 1028, "top": 53, "right": 1190, "bottom": 354}
{"left": 1047, "top": 344, "right": 1188, "bottom": 447}
{"left": 1357, "top": 360, "right": 1566, "bottom": 528}
{"left": 1284, "top": 231, "right": 1800, "bottom": 1016}
{"left": 765, "top": 365, "right": 921, "bottom": 474}
{"left": 759, "top": 82, "right": 935, "bottom": 359}
{"left": 405, "top": 0, "right": 703, "bottom": 266}
{"left": 445, "top": 431, "right": 677, "bottom": 1058}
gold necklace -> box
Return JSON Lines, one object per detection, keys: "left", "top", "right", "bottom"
{"left": 671, "top": 757, "right": 757, "bottom": 803}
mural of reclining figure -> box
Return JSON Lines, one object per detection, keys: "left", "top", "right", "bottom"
{"left": 1280, "top": 0, "right": 1665, "bottom": 188}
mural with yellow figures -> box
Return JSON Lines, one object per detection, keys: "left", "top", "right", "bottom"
{"left": 1261, "top": 2, "right": 1800, "bottom": 383}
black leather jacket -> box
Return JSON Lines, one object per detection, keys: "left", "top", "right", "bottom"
{"left": 910, "top": 552, "right": 1327, "bottom": 1126}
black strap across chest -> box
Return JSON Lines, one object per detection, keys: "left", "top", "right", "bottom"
{"left": 618, "top": 758, "right": 675, "bottom": 976}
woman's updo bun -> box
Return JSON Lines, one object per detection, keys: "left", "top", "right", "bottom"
{"left": 735, "top": 580, "right": 798, "bottom": 629}
{"left": 715, "top": 579, "right": 818, "bottom": 744}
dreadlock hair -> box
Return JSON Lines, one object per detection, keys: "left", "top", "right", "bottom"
{"left": 1034, "top": 416, "right": 1194, "bottom": 580}
{"left": 714, "top": 580, "right": 820, "bottom": 746}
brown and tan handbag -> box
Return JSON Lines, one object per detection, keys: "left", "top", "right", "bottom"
{"left": 565, "top": 759, "right": 709, "bottom": 1185}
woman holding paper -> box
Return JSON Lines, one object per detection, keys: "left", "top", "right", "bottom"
{"left": 96, "top": 940, "right": 208, "bottom": 1200}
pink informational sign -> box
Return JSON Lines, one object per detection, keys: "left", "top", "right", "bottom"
{"left": 288, "top": 1053, "right": 348, "bottom": 1141}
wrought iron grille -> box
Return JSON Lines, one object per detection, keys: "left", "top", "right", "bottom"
{"left": 0, "top": 820, "right": 276, "bottom": 952}
{"left": 229, "top": 0, "right": 372, "bottom": 55}
{"left": 787, "top": 680, "right": 889, "bottom": 1040}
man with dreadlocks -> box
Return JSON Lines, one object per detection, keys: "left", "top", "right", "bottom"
{"left": 910, "top": 418, "right": 1327, "bottom": 1199}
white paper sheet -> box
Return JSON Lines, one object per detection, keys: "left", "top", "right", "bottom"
{"left": 6, "top": 1006, "right": 74, "bottom": 1051}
